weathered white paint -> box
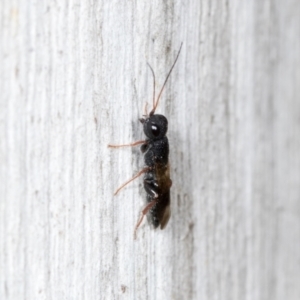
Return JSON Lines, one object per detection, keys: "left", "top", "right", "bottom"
{"left": 1, "top": 0, "right": 300, "bottom": 299}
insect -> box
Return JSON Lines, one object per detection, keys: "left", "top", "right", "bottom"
{"left": 108, "top": 43, "right": 182, "bottom": 238}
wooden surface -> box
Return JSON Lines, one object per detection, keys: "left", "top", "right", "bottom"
{"left": 1, "top": 1, "right": 300, "bottom": 299}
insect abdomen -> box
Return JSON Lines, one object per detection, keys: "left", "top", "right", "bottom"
{"left": 146, "top": 191, "right": 170, "bottom": 228}
{"left": 143, "top": 136, "right": 171, "bottom": 229}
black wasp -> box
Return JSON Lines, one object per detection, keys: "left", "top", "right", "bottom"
{"left": 109, "top": 43, "right": 182, "bottom": 238}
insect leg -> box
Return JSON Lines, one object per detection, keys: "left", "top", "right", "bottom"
{"left": 134, "top": 197, "right": 158, "bottom": 239}
{"left": 108, "top": 140, "right": 146, "bottom": 148}
{"left": 114, "top": 167, "right": 151, "bottom": 196}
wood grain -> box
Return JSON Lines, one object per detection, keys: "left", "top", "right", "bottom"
{"left": 1, "top": 0, "right": 299, "bottom": 299}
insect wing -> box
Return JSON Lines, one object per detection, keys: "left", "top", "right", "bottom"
{"left": 160, "top": 203, "right": 171, "bottom": 229}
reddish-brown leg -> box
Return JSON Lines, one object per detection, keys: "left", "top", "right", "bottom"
{"left": 134, "top": 198, "right": 158, "bottom": 239}
{"left": 108, "top": 140, "right": 146, "bottom": 148}
{"left": 114, "top": 167, "right": 150, "bottom": 196}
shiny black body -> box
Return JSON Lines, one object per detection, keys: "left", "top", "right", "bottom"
{"left": 109, "top": 44, "right": 182, "bottom": 236}
{"left": 140, "top": 114, "right": 172, "bottom": 229}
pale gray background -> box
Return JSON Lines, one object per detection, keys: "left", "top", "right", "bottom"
{"left": 1, "top": 1, "right": 300, "bottom": 300}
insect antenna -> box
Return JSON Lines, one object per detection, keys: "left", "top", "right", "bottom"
{"left": 147, "top": 63, "right": 156, "bottom": 113}
{"left": 149, "top": 42, "right": 183, "bottom": 116}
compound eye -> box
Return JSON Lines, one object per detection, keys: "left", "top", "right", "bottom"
{"left": 151, "top": 124, "right": 160, "bottom": 137}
